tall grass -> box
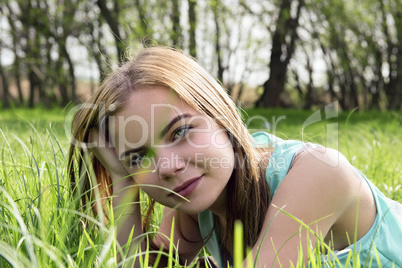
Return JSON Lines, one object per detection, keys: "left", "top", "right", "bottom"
{"left": 0, "top": 107, "right": 401, "bottom": 267}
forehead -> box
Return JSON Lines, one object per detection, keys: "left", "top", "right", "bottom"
{"left": 109, "top": 86, "right": 197, "bottom": 145}
{"left": 115, "top": 86, "right": 194, "bottom": 120}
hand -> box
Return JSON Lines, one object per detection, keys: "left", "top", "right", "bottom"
{"left": 88, "top": 128, "right": 135, "bottom": 195}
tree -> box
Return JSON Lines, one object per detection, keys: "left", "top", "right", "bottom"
{"left": 1, "top": 0, "right": 401, "bottom": 109}
{"left": 0, "top": 46, "right": 10, "bottom": 108}
{"left": 188, "top": 0, "right": 197, "bottom": 58}
{"left": 212, "top": 0, "right": 224, "bottom": 83}
{"left": 3, "top": 2, "right": 24, "bottom": 105}
{"left": 308, "top": 0, "right": 402, "bottom": 110}
{"left": 256, "top": 0, "right": 304, "bottom": 107}
{"left": 170, "top": 0, "right": 182, "bottom": 47}
{"left": 96, "top": 0, "right": 127, "bottom": 64}
{"left": 380, "top": 0, "right": 402, "bottom": 109}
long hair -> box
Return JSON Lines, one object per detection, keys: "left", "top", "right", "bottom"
{"left": 67, "top": 47, "right": 270, "bottom": 259}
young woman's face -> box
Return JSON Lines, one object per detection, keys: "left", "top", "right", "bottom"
{"left": 109, "top": 86, "right": 235, "bottom": 215}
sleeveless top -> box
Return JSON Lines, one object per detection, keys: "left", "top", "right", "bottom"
{"left": 198, "top": 132, "right": 402, "bottom": 268}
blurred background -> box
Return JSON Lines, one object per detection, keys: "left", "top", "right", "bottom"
{"left": 0, "top": 0, "right": 401, "bottom": 110}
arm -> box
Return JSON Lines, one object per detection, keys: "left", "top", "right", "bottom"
{"left": 88, "top": 130, "right": 204, "bottom": 265}
{"left": 88, "top": 129, "right": 142, "bottom": 248}
{"left": 250, "top": 148, "right": 362, "bottom": 267}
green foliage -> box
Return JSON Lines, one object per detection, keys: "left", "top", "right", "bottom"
{"left": 0, "top": 107, "right": 400, "bottom": 266}
{"left": 2, "top": 0, "right": 402, "bottom": 109}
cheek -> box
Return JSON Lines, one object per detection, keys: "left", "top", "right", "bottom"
{"left": 133, "top": 172, "right": 157, "bottom": 186}
{"left": 209, "top": 129, "right": 233, "bottom": 152}
{"left": 140, "top": 186, "right": 158, "bottom": 198}
{"left": 187, "top": 129, "right": 231, "bottom": 151}
{"left": 140, "top": 186, "right": 173, "bottom": 207}
{"left": 198, "top": 144, "right": 235, "bottom": 172}
{"left": 133, "top": 174, "right": 170, "bottom": 197}
{"left": 186, "top": 132, "right": 210, "bottom": 149}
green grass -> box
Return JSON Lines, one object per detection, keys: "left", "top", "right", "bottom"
{"left": 242, "top": 108, "right": 402, "bottom": 202}
{"left": 0, "top": 107, "right": 401, "bottom": 267}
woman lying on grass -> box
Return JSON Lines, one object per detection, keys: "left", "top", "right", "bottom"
{"left": 68, "top": 47, "right": 402, "bottom": 267}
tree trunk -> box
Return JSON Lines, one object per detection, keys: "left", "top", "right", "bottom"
{"left": 257, "top": 0, "right": 304, "bottom": 107}
{"left": 386, "top": 10, "right": 402, "bottom": 109}
{"left": 134, "top": 0, "right": 152, "bottom": 46}
{"left": 61, "top": 44, "right": 76, "bottom": 103}
{"left": 56, "top": 60, "right": 69, "bottom": 106}
{"left": 0, "top": 59, "right": 10, "bottom": 109}
{"left": 88, "top": 16, "right": 109, "bottom": 82}
{"left": 316, "top": 31, "right": 339, "bottom": 104}
{"left": 6, "top": 2, "right": 24, "bottom": 105}
{"left": 303, "top": 49, "right": 315, "bottom": 109}
{"left": 339, "top": 40, "right": 359, "bottom": 109}
{"left": 28, "top": 71, "right": 37, "bottom": 108}
{"left": 212, "top": 0, "right": 224, "bottom": 83}
{"left": 387, "top": 51, "right": 402, "bottom": 109}
{"left": 370, "top": 50, "right": 383, "bottom": 109}
{"left": 349, "top": 75, "right": 359, "bottom": 108}
{"left": 292, "top": 69, "right": 305, "bottom": 102}
{"left": 236, "top": 82, "right": 245, "bottom": 105}
{"left": 188, "top": 0, "right": 197, "bottom": 58}
{"left": 170, "top": 0, "right": 182, "bottom": 47}
{"left": 391, "top": 51, "right": 402, "bottom": 109}
{"left": 13, "top": 59, "right": 24, "bottom": 105}
{"left": 58, "top": 84, "right": 69, "bottom": 106}
{"left": 97, "top": 0, "right": 125, "bottom": 64}
{"left": 371, "top": 91, "right": 381, "bottom": 109}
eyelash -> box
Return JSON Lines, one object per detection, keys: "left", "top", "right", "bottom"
{"left": 128, "top": 125, "right": 193, "bottom": 167}
{"left": 171, "top": 125, "right": 193, "bottom": 141}
{"left": 129, "top": 152, "right": 147, "bottom": 167}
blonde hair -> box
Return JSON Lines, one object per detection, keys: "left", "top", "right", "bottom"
{"left": 68, "top": 47, "right": 269, "bottom": 258}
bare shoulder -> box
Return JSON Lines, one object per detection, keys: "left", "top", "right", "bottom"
{"left": 272, "top": 146, "right": 367, "bottom": 223}
{"left": 286, "top": 146, "right": 377, "bottom": 249}
{"left": 252, "top": 146, "right": 377, "bottom": 265}
{"left": 252, "top": 147, "right": 372, "bottom": 264}
{"left": 289, "top": 146, "right": 362, "bottom": 196}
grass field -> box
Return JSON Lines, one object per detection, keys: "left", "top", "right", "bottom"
{"left": 0, "top": 106, "right": 401, "bottom": 267}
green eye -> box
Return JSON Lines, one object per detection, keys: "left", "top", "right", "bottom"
{"left": 172, "top": 125, "right": 192, "bottom": 141}
{"left": 129, "top": 149, "right": 155, "bottom": 167}
{"left": 129, "top": 153, "right": 146, "bottom": 166}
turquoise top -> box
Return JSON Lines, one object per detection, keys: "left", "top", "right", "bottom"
{"left": 198, "top": 132, "right": 402, "bottom": 267}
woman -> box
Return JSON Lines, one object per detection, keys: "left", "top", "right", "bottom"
{"left": 68, "top": 47, "right": 402, "bottom": 267}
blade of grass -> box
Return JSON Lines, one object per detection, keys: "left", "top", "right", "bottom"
{"left": 234, "top": 220, "right": 244, "bottom": 268}
{"left": 0, "top": 186, "right": 39, "bottom": 268}
{"left": 0, "top": 240, "right": 31, "bottom": 267}
{"left": 167, "top": 216, "right": 175, "bottom": 268}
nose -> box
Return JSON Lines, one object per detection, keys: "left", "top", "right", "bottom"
{"left": 156, "top": 148, "right": 186, "bottom": 180}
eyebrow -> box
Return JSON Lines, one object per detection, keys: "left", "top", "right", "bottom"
{"left": 119, "top": 113, "right": 192, "bottom": 159}
{"left": 160, "top": 113, "right": 192, "bottom": 139}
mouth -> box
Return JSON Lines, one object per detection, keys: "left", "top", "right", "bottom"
{"left": 170, "top": 175, "right": 203, "bottom": 199}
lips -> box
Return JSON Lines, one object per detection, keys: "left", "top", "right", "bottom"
{"left": 170, "top": 175, "right": 203, "bottom": 199}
